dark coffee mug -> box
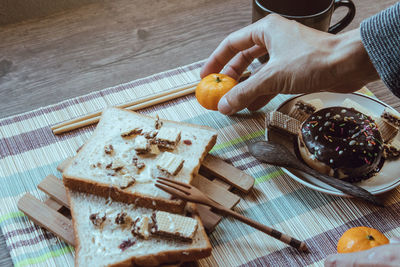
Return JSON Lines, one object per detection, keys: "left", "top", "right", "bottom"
{"left": 252, "top": 0, "right": 356, "bottom": 62}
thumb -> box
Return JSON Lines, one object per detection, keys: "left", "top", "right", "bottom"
{"left": 218, "top": 70, "right": 274, "bottom": 115}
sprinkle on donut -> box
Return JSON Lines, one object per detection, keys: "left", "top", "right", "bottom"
{"left": 299, "top": 107, "right": 383, "bottom": 180}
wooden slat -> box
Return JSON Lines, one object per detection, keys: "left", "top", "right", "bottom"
{"left": 17, "top": 193, "right": 75, "bottom": 246}
{"left": 192, "top": 174, "right": 240, "bottom": 209}
{"left": 44, "top": 197, "right": 64, "bottom": 211}
{"left": 38, "top": 175, "right": 69, "bottom": 208}
{"left": 196, "top": 205, "right": 221, "bottom": 233}
{"left": 201, "top": 155, "right": 254, "bottom": 193}
{"left": 211, "top": 179, "right": 232, "bottom": 190}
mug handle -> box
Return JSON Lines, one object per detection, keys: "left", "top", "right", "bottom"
{"left": 328, "top": 0, "right": 356, "bottom": 34}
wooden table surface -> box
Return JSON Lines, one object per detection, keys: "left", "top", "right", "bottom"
{"left": 0, "top": 0, "right": 398, "bottom": 266}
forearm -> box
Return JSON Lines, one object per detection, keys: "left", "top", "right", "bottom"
{"left": 361, "top": 2, "right": 400, "bottom": 97}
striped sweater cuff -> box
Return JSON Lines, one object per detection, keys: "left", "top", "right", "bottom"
{"left": 360, "top": 3, "right": 400, "bottom": 98}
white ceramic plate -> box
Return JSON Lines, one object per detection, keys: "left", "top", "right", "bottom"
{"left": 266, "top": 92, "right": 400, "bottom": 196}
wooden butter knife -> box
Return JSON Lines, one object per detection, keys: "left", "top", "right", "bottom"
{"left": 248, "top": 141, "right": 384, "bottom": 207}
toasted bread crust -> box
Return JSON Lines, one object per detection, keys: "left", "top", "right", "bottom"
{"left": 63, "top": 177, "right": 186, "bottom": 213}
{"left": 111, "top": 247, "right": 211, "bottom": 267}
{"left": 62, "top": 108, "right": 217, "bottom": 213}
{"left": 65, "top": 189, "right": 80, "bottom": 267}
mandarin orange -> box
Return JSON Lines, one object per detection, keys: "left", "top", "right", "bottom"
{"left": 195, "top": 73, "right": 237, "bottom": 111}
{"left": 337, "top": 226, "right": 389, "bottom": 253}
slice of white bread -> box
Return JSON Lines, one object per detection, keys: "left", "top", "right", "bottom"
{"left": 68, "top": 190, "right": 212, "bottom": 267}
{"left": 63, "top": 108, "right": 217, "bottom": 213}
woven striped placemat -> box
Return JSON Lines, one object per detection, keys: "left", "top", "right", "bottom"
{"left": 0, "top": 59, "right": 399, "bottom": 267}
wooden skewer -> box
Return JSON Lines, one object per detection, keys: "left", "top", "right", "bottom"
{"left": 53, "top": 86, "right": 195, "bottom": 134}
{"left": 52, "top": 82, "right": 198, "bottom": 131}
{"left": 52, "top": 71, "right": 251, "bottom": 135}
{"left": 52, "top": 84, "right": 196, "bottom": 134}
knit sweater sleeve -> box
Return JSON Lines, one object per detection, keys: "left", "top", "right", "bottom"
{"left": 360, "top": 2, "right": 400, "bottom": 98}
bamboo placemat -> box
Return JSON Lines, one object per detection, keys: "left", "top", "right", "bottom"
{"left": 0, "top": 59, "right": 399, "bottom": 267}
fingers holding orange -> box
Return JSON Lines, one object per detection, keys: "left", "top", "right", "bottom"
{"left": 200, "top": 23, "right": 262, "bottom": 79}
{"left": 195, "top": 73, "right": 237, "bottom": 111}
{"left": 337, "top": 226, "right": 389, "bottom": 253}
{"left": 223, "top": 45, "right": 267, "bottom": 80}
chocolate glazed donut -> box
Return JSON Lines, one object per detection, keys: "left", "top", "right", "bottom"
{"left": 298, "top": 107, "right": 384, "bottom": 182}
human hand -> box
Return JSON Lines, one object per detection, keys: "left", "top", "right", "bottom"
{"left": 325, "top": 238, "right": 400, "bottom": 267}
{"left": 200, "top": 14, "right": 379, "bottom": 115}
